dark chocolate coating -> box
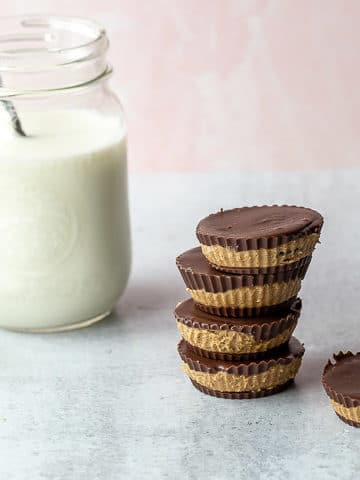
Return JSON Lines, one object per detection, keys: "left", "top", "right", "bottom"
{"left": 190, "top": 378, "right": 294, "bottom": 399}
{"left": 176, "top": 247, "right": 311, "bottom": 292}
{"left": 322, "top": 352, "right": 360, "bottom": 406}
{"left": 178, "top": 337, "right": 305, "bottom": 375}
{"left": 208, "top": 256, "right": 311, "bottom": 275}
{"left": 187, "top": 343, "right": 290, "bottom": 362}
{"left": 196, "top": 297, "right": 298, "bottom": 318}
{"left": 335, "top": 413, "right": 360, "bottom": 428}
{"left": 196, "top": 205, "right": 323, "bottom": 251}
{"left": 175, "top": 298, "right": 301, "bottom": 341}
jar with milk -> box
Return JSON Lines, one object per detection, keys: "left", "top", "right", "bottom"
{"left": 0, "top": 16, "right": 131, "bottom": 331}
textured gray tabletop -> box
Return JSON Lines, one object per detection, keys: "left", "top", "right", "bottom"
{"left": 1, "top": 170, "right": 360, "bottom": 480}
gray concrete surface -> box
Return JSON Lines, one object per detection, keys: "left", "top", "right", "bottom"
{"left": 0, "top": 170, "right": 359, "bottom": 479}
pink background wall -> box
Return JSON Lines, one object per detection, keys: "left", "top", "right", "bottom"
{"left": 3, "top": 1, "right": 360, "bottom": 172}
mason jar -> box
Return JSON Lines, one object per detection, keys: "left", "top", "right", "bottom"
{"left": 0, "top": 15, "right": 131, "bottom": 332}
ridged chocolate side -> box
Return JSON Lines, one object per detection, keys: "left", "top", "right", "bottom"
{"left": 178, "top": 337, "right": 305, "bottom": 375}
{"left": 190, "top": 378, "right": 294, "bottom": 399}
{"left": 175, "top": 298, "right": 301, "bottom": 341}
{"left": 196, "top": 205, "right": 323, "bottom": 251}
{"left": 335, "top": 413, "right": 360, "bottom": 428}
{"left": 209, "top": 255, "right": 312, "bottom": 275}
{"left": 176, "top": 247, "right": 311, "bottom": 292}
{"left": 196, "top": 297, "right": 297, "bottom": 318}
{"left": 187, "top": 343, "right": 289, "bottom": 362}
{"left": 322, "top": 352, "right": 360, "bottom": 408}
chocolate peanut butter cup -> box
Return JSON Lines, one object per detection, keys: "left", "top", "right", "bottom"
{"left": 178, "top": 336, "right": 304, "bottom": 399}
{"left": 322, "top": 352, "right": 360, "bottom": 427}
{"left": 196, "top": 205, "right": 323, "bottom": 274}
{"left": 176, "top": 247, "right": 309, "bottom": 317}
{"left": 175, "top": 298, "right": 301, "bottom": 360}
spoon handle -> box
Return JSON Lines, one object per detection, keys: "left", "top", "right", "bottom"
{"left": 0, "top": 77, "right": 27, "bottom": 137}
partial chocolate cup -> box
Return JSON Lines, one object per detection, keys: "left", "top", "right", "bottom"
{"left": 190, "top": 378, "right": 294, "bottom": 399}
{"left": 176, "top": 247, "right": 308, "bottom": 317}
{"left": 196, "top": 298, "right": 297, "bottom": 318}
{"left": 178, "top": 336, "right": 305, "bottom": 374}
{"left": 209, "top": 255, "right": 312, "bottom": 275}
{"left": 196, "top": 205, "right": 323, "bottom": 273}
{"left": 187, "top": 343, "right": 289, "bottom": 362}
{"left": 175, "top": 298, "right": 301, "bottom": 359}
{"left": 322, "top": 352, "right": 360, "bottom": 428}
{"left": 176, "top": 247, "right": 311, "bottom": 292}
{"left": 178, "top": 337, "right": 304, "bottom": 399}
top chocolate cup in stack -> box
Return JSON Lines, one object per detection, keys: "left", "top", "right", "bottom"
{"left": 196, "top": 205, "right": 323, "bottom": 274}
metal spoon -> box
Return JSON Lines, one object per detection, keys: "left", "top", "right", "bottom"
{"left": 0, "top": 76, "right": 26, "bottom": 137}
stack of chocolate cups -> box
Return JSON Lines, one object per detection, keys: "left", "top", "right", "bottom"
{"left": 176, "top": 206, "right": 323, "bottom": 399}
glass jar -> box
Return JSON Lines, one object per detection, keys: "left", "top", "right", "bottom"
{"left": 0, "top": 15, "right": 131, "bottom": 332}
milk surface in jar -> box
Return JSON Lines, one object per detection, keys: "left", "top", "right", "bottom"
{"left": 0, "top": 16, "right": 131, "bottom": 331}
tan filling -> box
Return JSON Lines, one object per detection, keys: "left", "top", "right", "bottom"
{"left": 201, "top": 233, "right": 319, "bottom": 269}
{"left": 182, "top": 357, "right": 302, "bottom": 392}
{"left": 177, "top": 321, "right": 295, "bottom": 354}
{"left": 330, "top": 400, "right": 360, "bottom": 423}
{"left": 187, "top": 278, "right": 301, "bottom": 308}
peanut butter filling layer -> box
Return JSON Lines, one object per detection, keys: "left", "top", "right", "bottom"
{"left": 330, "top": 400, "right": 360, "bottom": 423}
{"left": 200, "top": 233, "right": 319, "bottom": 269}
{"left": 182, "top": 357, "right": 302, "bottom": 392}
{"left": 177, "top": 321, "right": 295, "bottom": 354}
{"left": 187, "top": 278, "right": 301, "bottom": 308}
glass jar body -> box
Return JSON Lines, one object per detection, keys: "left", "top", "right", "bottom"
{"left": 0, "top": 79, "right": 131, "bottom": 331}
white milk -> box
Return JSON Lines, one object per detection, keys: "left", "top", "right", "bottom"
{"left": 0, "top": 109, "right": 131, "bottom": 330}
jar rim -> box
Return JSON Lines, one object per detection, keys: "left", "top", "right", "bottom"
{"left": 0, "top": 15, "right": 109, "bottom": 72}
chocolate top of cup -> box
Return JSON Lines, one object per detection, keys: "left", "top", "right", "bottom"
{"left": 175, "top": 298, "right": 301, "bottom": 340}
{"left": 176, "top": 247, "right": 311, "bottom": 290}
{"left": 178, "top": 336, "right": 304, "bottom": 374}
{"left": 177, "top": 246, "right": 222, "bottom": 274}
{"left": 322, "top": 352, "right": 360, "bottom": 405}
{"left": 196, "top": 205, "right": 323, "bottom": 249}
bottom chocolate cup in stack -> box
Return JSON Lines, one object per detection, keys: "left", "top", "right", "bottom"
{"left": 322, "top": 352, "right": 360, "bottom": 427}
{"left": 191, "top": 379, "right": 294, "bottom": 399}
{"left": 175, "top": 298, "right": 301, "bottom": 360}
{"left": 178, "top": 337, "right": 305, "bottom": 399}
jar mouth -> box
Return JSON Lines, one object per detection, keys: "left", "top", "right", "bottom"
{"left": 0, "top": 15, "right": 109, "bottom": 71}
